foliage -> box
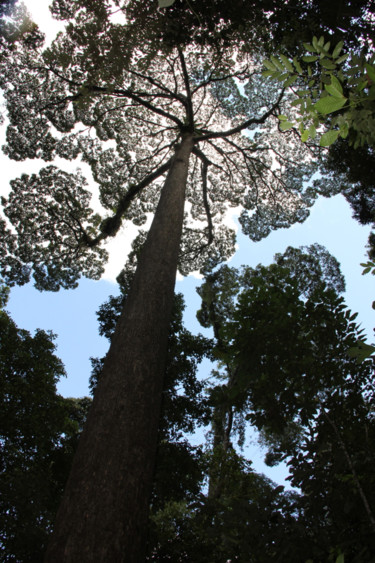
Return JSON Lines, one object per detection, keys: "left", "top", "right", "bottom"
{"left": 195, "top": 244, "right": 375, "bottom": 560}
{"left": 287, "top": 385, "right": 375, "bottom": 560}
{"left": 1, "top": 167, "right": 106, "bottom": 290}
{"left": 0, "top": 5, "right": 325, "bottom": 290}
{"left": 2, "top": 238, "right": 375, "bottom": 560}
{"left": 264, "top": 36, "right": 375, "bottom": 147}
{"left": 320, "top": 139, "right": 375, "bottom": 236}
{"left": 0, "top": 1, "right": 44, "bottom": 56}
{"left": 361, "top": 259, "right": 375, "bottom": 275}
{"left": 130, "top": 0, "right": 374, "bottom": 58}
{"left": 148, "top": 451, "right": 307, "bottom": 562}
{"left": 0, "top": 291, "right": 91, "bottom": 561}
{"left": 311, "top": 137, "right": 375, "bottom": 263}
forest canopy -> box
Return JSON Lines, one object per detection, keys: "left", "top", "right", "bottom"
{"left": 0, "top": 0, "right": 374, "bottom": 561}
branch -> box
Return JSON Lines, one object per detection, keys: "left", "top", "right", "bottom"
{"left": 40, "top": 67, "right": 185, "bottom": 129}
{"left": 192, "top": 67, "right": 250, "bottom": 96}
{"left": 84, "top": 85, "right": 184, "bottom": 128}
{"left": 192, "top": 146, "right": 214, "bottom": 247}
{"left": 195, "top": 89, "right": 285, "bottom": 141}
{"left": 177, "top": 48, "right": 194, "bottom": 129}
{"left": 82, "top": 157, "right": 173, "bottom": 247}
{"left": 128, "top": 67, "right": 186, "bottom": 105}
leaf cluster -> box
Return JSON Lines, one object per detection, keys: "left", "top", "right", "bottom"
{"left": 264, "top": 36, "right": 375, "bottom": 147}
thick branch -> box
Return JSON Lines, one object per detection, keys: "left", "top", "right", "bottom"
{"left": 84, "top": 85, "right": 185, "bottom": 128}
{"left": 193, "top": 146, "right": 214, "bottom": 246}
{"left": 195, "top": 89, "right": 285, "bottom": 141}
{"left": 177, "top": 48, "right": 194, "bottom": 130}
{"left": 82, "top": 157, "right": 173, "bottom": 247}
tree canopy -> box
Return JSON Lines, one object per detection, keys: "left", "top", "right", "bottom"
{"left": 0, "top": 4, "right": 323, "bottom": 290}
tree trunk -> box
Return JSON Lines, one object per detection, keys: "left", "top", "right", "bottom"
{"left": 45, "top": 133, "right": 194, "bottom": 563}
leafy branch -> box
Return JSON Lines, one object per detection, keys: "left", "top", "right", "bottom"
{"left": 263, "top": 36, "right": 375, "bottom": 148}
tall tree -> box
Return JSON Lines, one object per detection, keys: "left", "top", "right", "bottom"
{"left": 0, "top": 3, "right": 322, "bottom": 559}
{"left": 0, "top": 1, "right": 371, "bottom": 559}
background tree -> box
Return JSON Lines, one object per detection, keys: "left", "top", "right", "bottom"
{"left": 196, "top": 244, "right": 375, "bottom": 560}
{"left": 0, "top": 286, "right": 91, "bottom": 562}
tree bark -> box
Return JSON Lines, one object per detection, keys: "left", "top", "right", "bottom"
{"left": 45, "top": 133, "right": 194, "bottom": 563}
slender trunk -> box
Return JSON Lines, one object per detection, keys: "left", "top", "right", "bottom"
{"left": 45, "top": 134, "right": 194, "bottom": 563}
{"left": 208, "top": 365, "right": 237, "bottom": 501}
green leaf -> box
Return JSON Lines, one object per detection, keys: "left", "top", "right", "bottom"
{"left": 320, "top": 59, "right": 337, "bottom": 70}
{"left": 303, "top": 55, "right": 319, "bottom": 63}
{"left": 270, "top": 55, "right": 285, "bottom": 71}
{"left": 357, "top": 80, "right": 368, "bottom": 91}
{"left": 335, "top": 555, "right": 345, "bottom": 563}
{"left": 339, "top": 122, "right": 349, "bottom": 138}
{"left": 263, "top": 60, "right": 276, "bottom": 72}
{"left": 320, "top": 129, "right": 339, "bottom": 146}
{"left": 280, "top": 121, "right": 294, "bottom": 131}
{"left": 332, "top": 41, "right": 344, "bottom": 59}
{"left": 324, "top": 78, "right": 344, "bottom": 98}
{"left": 330, "top": 75, "right": 344, "bottom": 94}
{"left": 365, "top": 63, "right": 375, "bottom": 82}
{"left": 278, "top": 115, "right": 288, "bottom": 121}
{"left": 308, "top": 124, "right": 317, "bottom": 139}
{"left": 301, "top": 130, "right": 309, "bottom": 142}
{"left": 293, "top": 57, "right": 303, "bottom": 73}
{"left": 348, "top": 340, "right": 375, "bottom": 362}
{"left": 296, "top": 89, "right": 310, "bottom": 96}
{"left": 158, "top": 0, "right": 175, "bottom": 6}
{"left": 314, "top": 95, "right": 347, "bottom": 115}
{"left": 291, "top": 98, "right": 304, "bottom": 107}
{"left": 279, "top": 54, "right": 294, "bottom": 72}
{"left": 284, "top": 75, "right": 298, "bottom": 87}
{"left": 275, "top": 72, "right": 290, "bottom": 82}
{"left": 303, "top": 42, "right": 316, "bottom": 53}
{"left": 336, "top": 54, "right": 349, "bottom": 65}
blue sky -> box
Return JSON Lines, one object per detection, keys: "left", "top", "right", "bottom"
{"left": 5, "top": 192, "right": 373, "bottom": 487}
{"left": 2, "top": 0, "right": 374, "bottom": 487}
